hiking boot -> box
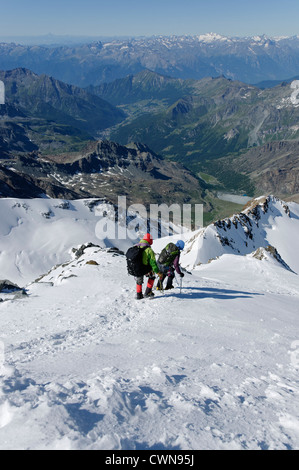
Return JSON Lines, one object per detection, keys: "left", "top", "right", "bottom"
{"left": 144, "top": 291, "right": 155, "bottom": 298}
{"left": 136, "top": 292, "right": 144, "bottom": 300}
{"left": 144, "top": 287, "right": 155, "bottom": 298}
{"left": 165, "top": 284, "right": 174, "bottom": 290}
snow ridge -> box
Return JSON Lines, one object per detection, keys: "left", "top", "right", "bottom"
{"left": 181, "top": 196, "right": 299, "bottom": 274}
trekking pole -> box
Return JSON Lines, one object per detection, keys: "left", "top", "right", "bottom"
{"left": 157, "top": 274, "right": 165, "bottom": 295}
{"left": 174, "top": 274, "right": 182, "bottom": 294}
{"left": 161, "top": 275, "right": 165, "bottom": 296}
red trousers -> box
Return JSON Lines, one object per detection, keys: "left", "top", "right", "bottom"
{"left": 136, "top": 273, "right": 155, "bottom": 294}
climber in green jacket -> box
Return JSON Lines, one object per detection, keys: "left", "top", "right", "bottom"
{"left": 135, "top": 233, "right": 162, "bottom": 299}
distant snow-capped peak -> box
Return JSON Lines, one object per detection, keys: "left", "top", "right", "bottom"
{"left": 195, "top": 33, "right": 230, "bottom": 43}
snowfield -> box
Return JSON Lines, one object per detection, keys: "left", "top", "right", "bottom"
{"left": 0, "top": 196, "right": 299, "bottom": 450}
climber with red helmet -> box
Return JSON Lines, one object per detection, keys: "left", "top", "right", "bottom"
{"left": 135, "top": 233, "right": 163, "bottom": 299}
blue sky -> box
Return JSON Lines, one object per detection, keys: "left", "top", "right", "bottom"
{"left": 0, "top": 0, "right": 298, "bottom": 38}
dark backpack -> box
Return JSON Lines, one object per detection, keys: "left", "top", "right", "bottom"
{"left": 158, "top": 242, "right": 179, "bottom": 266}
{"left": 126, "top": 245, "right": 149, "bottom": 276}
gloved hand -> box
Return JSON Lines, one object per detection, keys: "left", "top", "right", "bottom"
{"left": 179, "top": 273, "right": 184, "bottom": 278}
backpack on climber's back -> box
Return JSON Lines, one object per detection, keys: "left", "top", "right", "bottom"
{"left": 126, "top": 245, "right": 149, "bottom": 276}
{"left": 158, "top": 242, "right": 179, "bottom": 266}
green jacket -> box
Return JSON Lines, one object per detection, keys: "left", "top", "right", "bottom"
{"left": 138, "top": 239, "right": 159, "bottom": 274}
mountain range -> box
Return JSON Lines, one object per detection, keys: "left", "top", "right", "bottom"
{"left": 0, "top": 68, "right": 124, "bottom": 144}
{"left": 0, "top": 68, "right": 213, "bottom": 223}
{"left": 1, "top": 34, "right": 299, "bottom": 87}
{"left": 1, "top": 140, "right": 206, "bottom": 207}
{"left": 92, "top": 70, "right": 299, "bottom": 201}
{"left": 1, "top": 66, "right": 299, "bottom": 219}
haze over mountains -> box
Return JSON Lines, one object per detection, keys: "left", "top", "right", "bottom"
{"left": 1, "top": 34, "right": 299, "bottom": 87}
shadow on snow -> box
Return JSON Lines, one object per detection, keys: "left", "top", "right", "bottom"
{"left": 162, "top": 286, "right": 262, "bottom": 301}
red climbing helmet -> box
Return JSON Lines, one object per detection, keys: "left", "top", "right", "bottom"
{"left": 143, "top": 233, "right": 153, "bottom": 245}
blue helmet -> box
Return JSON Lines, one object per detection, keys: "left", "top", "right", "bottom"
{"left": 176, "top": 240, "right": 185, "bottom": 250}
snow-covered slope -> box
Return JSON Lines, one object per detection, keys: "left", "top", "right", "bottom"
{"left": 0, "top": 240, "right": 299, "bottom": 449}
{"left": 0, "top": 198, "right": 105, "bottom": 285}
{"left": 0, "top": 197, "right": 181, "bottom": 285}
{"left": 178, "top": 196, "right": 299, "bottom": 274}
{"left": 1, "top": 195, "right": 298, "bottom": 286}
{"left": 0, "top": 195, "right": 299, "bottom": 450}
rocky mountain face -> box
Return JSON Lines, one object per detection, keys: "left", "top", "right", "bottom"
{"left": 183, "top": 195, "right": 298, "bottom": 274}
{"left": 216, "top": 141, "right": 299, "bottom": 199}
{"left": 0, "top": 68, "right": 124, "bottom": 137}
{"left": 88, "top": 69, "right": 190, "bottom": 106}
{"left": 0, "top": 140, "right": 207, "bottom": 207}
{"left": 0, "top": 68, "right": 209, "bottom": 216}
{"left": 0, "top": 110, "right": 39, "bottom": 157}
{"left": 108, "top": 73, "right": 299, "bottom": 158}
{"left": 99, "top": 72, "right": 299, "bottom": 199}
{"left": 0, "top": 67, "right": 127, "bottom": 172}
{"left": 1, "top": 35, "right": 299, "bottom": 86}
